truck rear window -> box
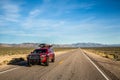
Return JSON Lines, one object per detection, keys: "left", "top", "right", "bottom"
{"left": 33, "top": 49, "right": 47, "bottom": 53}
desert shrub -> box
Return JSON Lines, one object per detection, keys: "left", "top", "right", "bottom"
{"left": 82, "top": 47, "right": 120, "bottom": 61}
{"left": 107, "top": 54, "right": 115, "bottom": 59}
{"left": 0, "top": 47, "right": 34, "bottom": 56}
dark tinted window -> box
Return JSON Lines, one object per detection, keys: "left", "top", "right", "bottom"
{"left": 33, "top": 49, "right": 47, "bottom": 53}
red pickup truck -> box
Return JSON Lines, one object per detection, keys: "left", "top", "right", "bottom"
{"left": 27, "top": 44, "right": 55, "bottom": 66}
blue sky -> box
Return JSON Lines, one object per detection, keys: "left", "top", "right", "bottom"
{"left": 0, "top": 0, "right": 120, "bottom": 44}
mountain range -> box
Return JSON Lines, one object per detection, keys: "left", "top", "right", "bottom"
{"left": 0, "top": 43, "right": 120, "bottom": 48}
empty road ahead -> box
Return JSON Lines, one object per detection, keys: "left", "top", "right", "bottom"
{"left": 0, "top": 49, "right": 111, "bottom": 80}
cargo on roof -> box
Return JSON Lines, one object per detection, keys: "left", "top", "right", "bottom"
{"left": 39, "top": 43, "right": 52, "bottom": 48}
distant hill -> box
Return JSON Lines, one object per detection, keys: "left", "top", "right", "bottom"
{"left": 108, "top": 44, "right": 120, "bottom": 47}
{"left": 53, "top": 43, "right": 106, "bottom": 47}
{"left": 72, "top": 43, "right": 107, "bottom": 47}
{"left": 0, "top": 43, "right": 120, "bottom": 48}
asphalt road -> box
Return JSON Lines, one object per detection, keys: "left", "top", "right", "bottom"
{"left": 0, "top": 49, "right": 111, "bottom": 80}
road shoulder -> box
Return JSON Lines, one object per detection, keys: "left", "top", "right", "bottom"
{"left": 82, "top": 50, "right": 120, "bottom": 80}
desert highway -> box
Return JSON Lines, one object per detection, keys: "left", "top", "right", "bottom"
{"left": 0, "top": 49, "right": 111, "bottom": 80}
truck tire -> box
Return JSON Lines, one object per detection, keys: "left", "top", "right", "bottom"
{"left": 45, "top": 57, "right": 49, "bottom": 66}
{"left": 51, "top": 55, "right": 55, "bottom": 62}
{"left": 51, "top": 58, "right": 55, "bottom": 62}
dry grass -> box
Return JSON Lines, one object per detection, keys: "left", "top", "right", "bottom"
{"left": 81, "top": 47, "right": 120, "bottom": 61}
{"left": 0, "top": 47, "right": 34, "bottom": 56}
{"left": 0, "top": 54, "right": 27, "bottom": 65}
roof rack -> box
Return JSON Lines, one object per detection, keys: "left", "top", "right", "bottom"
{"left": 39, "top": 43, "right": 52, "bottom": 48}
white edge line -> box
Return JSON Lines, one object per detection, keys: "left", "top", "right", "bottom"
{"left": 0, "top": 67, "right": 19, "bottom": 74}
{"left": 81, "top": 50, "right": 110, "bottom": 80}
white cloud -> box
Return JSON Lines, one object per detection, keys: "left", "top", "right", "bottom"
{"left": 21, "top": 17, "right": 66, "bottom": 29}
{"left": 2, "top": 4, "right": 19, "bottom": 13}
{"left": 0, "top": 0, "right": 21, "bottom": 22}
{"left": 29, "top": 9, "right": 41, "bottom": 17}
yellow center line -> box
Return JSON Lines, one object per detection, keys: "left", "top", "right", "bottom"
{"left": 59, "top": 60, "right": 64, "bottom": 64}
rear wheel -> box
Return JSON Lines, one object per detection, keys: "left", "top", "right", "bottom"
{"left": 51, "top": 58, "right": 55, "bottom": 62}
{"left": 45, "top": 57, "right": 49, "bottom": 66}
{"left": 51, "top": 54, "right": 55, "bottom": 62}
